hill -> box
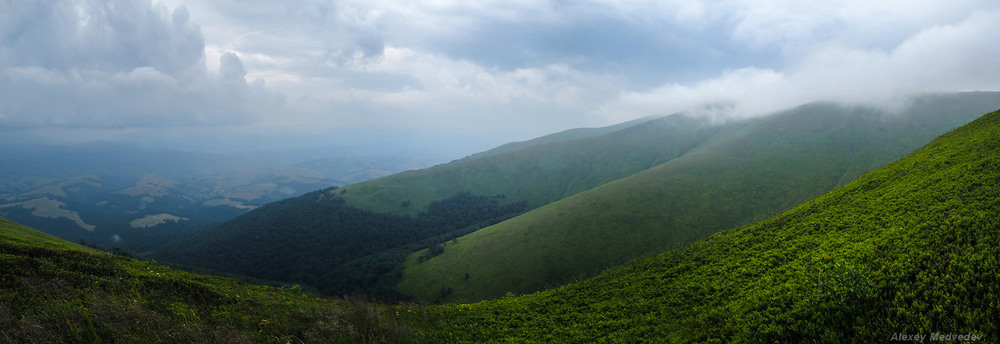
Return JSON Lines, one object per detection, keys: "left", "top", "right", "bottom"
{"left": 155, "top": 112, "right": 726, "bottom": 299}
{"left": 419, "top": 107, "right": 1000, "bottom": 342}
{"left": 0, "top": 216, "right": 426, "bottom": 343}
{"left": 398, "top": 92, "right": 1000, "bottom": 303}
{"left": 336, "top": 114, "right": 721, "bottom": 216}
{"left": 461, "top": 115, "right": 660, "bottom": 160}
{"left": 3, "top": 107, "right": 998, "bottom": 343}
{"left": 151, "top": 190, "right": 528, "bottom": 301}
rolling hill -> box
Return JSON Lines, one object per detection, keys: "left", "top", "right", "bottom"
{"left": 336, "top": 113, "right": 722, "bottom": 216}
{"left": 154, "top": 112, "right": 728, "bottom": 299}
{"left": 152, "top": 190, "right": 527, "bottom": 300}
{"left": 460, "top": 115, "right": 660, "bottom": 161}
{"left": 156, "top": 92, "right": 999, "bottom": 303}
{"left": 3, "top": 104, "right": 997, "bottom": 343}
{"left": 0, "top": 216, "right": 426, "bottom": 343}
{"left": 398, "top": 92, "right": 1000, "bottom": 303}
{"left": 420, "top": 106, "right": 1000, "bottom": 342}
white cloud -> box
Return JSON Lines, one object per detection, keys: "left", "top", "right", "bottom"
{"left": 598, "top": 7, "right": 1000, "bottom": 122}
{"left": 0, "top": 0, "right": 280, "bottom": 129}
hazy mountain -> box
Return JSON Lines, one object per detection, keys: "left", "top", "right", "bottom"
{"left": 155, "top": 112, "right": 728, "bottom": 298}
{"left": 461, "top": 115, "right": 662, "bottom": 161}
{"left": 162, "top": 92, "right": 1000, "bottom": 302}
{"left": 337, "top": 114, "right": 722, "bottom": 216}
{"left": 398, "top": 92, "right": 1000, "bottom": 302}
{"left": 421, "top": 106, "right": 1000, "bottom": 341}
{"left": 0, "top": 142, "right": 436, "bottom": 252}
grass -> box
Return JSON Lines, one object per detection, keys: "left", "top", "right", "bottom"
{"left": 462, "top": 115, "right": 660, "bottom": 160}
{"left": 397, "top": 95, "right": 1000, "bottom": 303}
{"left": 416, "top": 107, "right": 1000, "bottom": 342}
{"left": 336, "top": 114, "right": 721, "bottom": 216}
{"left": 0, "top": 217, "right": 431, "bottom": 343}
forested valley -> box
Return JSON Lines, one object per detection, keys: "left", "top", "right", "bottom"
{"left": 153, "top": 189, "right": 526, "bottom": 301}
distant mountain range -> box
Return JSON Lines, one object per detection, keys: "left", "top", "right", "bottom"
{"left": 0, "top": 143, "right": 435, "bottom": 253}
{"left": 155, "top": 91, "right": 1000, "bottom": 302}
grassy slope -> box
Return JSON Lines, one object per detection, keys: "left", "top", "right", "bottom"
{"left": 399, "top": 93, "right": 1000, "bottom": 303}
{"left": 462, "top": 115, "right": 660, "bottom": 160}
{"left": 0, "top": 217, "right": 431, "bottom": 343}
{"left": 2, "top": 106, "right": 996, "bottom": 343}
{"left": 423, "top": 108, "right": 1000, "bottom": 342}
{"left": 336, "top": 114, "right": 719, "bottom": 216}
{"left": 0, "top": 218, "right": 98, "bottom": 254}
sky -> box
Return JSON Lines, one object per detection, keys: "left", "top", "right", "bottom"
{"left": 2, "top": 0, "right": 999, "bottom": 158}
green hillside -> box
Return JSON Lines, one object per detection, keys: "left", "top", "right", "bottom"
{"left": 154, "top": 113, "right": 722, "bottom": 300}
{"left": 0, "top": 218, "right": 98, "bottom": 253}
{"left": 420, "top": 107, "right": 1000, "bottom": 342}
{"left": 337, "top": 114, "right": 721, "bottom": 216}
{"left": 461, "top": 115, "right": 660, "bottom": 160}
{"left": 0, "top": 217, "right": 427, "bottom": 343}
{"left": 3, "top": 106, "right": 998, "bottom": 343}
{"left": 398, "top": 92, "right": 1000, "bottom": 303}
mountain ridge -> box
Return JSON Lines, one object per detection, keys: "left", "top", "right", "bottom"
{"left": 397, "top": 92, "right": 1000, "bottom": 303}
{"left": 336, "top": 113, "right": 720, "bottom": 216}
{"left": 420, "top": 106, "right": 1000, "bottom": 342}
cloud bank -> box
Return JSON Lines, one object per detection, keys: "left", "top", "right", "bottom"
{"left": 601, "top": 5, "right": 1000, "bottom": 121}
{"left": 2, "top": 0, "right": 999, "bottom": 153}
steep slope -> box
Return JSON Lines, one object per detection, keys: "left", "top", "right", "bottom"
{"left": 337, "top": 114, "right": 721, "bottom": 216}
{"left": 398, "top": 92, "right": 1000, "bottom": 303}
{"left": 0, "top": 217, "right": 426, "bottom": 343}
{"left": 424, "top": 108, "right": 1000, "bottom": 342}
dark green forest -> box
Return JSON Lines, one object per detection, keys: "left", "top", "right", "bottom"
{"left": 154, "top": 190, "right": 525, "bottom": 301}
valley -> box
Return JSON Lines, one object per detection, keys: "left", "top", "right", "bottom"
{"left": 0, "top": 142, "right": 437, "bottom": 252}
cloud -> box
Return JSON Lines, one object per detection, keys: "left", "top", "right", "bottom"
{"left": 0, "top": 0, "right": 205, "bottom": 77}
{"left": 219, "top": 52, "right": 247, "bottom": 83}
{"left": 3, "top": 0, "right": 999, "bottom": 156}
{"left": 265, "top": 46, "right": 626, "bottom": 143}
{"left": 598, "top": 6, "right": 1000, "bottom": 122}
{"left": 0, "top": 0, "right": 279, "bottom": 129}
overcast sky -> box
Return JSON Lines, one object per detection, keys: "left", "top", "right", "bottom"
{"left": 2, "top": 0, "right": 999, "bottom": 157}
